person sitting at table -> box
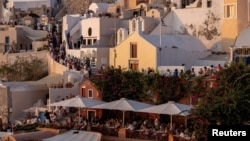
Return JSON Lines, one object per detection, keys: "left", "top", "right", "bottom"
{"left": 51, "top": 112, "right": 58, "bottom": 124}
{"left": 139, "top": 124, "right": 148, "bottom": 137}
{"left": 114, "top": 119, "right": 121, "bottom": 128}
{"left": 112, "top": 119, "right": 121, "bottom": 136}
{"left": 154, "top": 117, "right": 160, "bottom": 130}
{"left": 160, "top": 127, "right": 170, "bottom": 141}
{"left": 132, "top": 119, "right": 138, "bottom": 129}
{"left": 179, "top": 129, "right": 185, "bottom": 137}
{"left": 126, "top": 122, "right": 136, "bottom": 138}
{"left": 80, "top": 118, "right": 88, "bottom": 130}
{"left": 191, "top": 131, "right": 196, "bottom": 140}
{"left": 140, "top": 124, "right": 150, "bottom": 138}
{"left": 105, "top": 119, "right": 111, "bottom": 127}
{"left": 126, "top": 122, "right": 135, "bottom": 130}
{"left": 140, "top": 123, "right": 148, "bottom": 130}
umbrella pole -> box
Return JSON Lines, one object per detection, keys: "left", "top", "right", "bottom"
{"left": 122, "top": 111, "right": 125, "bottom": 128}
{"left": 185, "top": 116, "right": 187, "bottom": 128}
{"left": 78, "top": 107, "right": 81, "bottom": 125}
{"left": 170, "top": 115, "right": 173, "bottom": 130}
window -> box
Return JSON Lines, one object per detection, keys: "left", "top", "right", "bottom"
{"left": 130, "top": 43, "right": 137, "bottom": 58}
{"left": 129, "top": 60, "right": 139, "bottom": 71}
{"left": 82, "top": 87, "right": 86, "bottom": 97}
{"left": 29, "top": 44, "right": 32, "bottom": 50}
{"left": 93, "top": 39, "right": 97, "bottom": 44}
{"left": 5, "top": 36, "right": 9, "bottom": 44}
{"left": 132, "top": 20, "right": 136, "bottom": 32}
{"left": 88, "top": 28, "right": 92, "bottom": 36}
{"left": 119, "top": 30, "right": 123, "bottom": 43}
{"left": 224, "top": 4, "right": 236, "bottom": 18}
{"left": 88, "top": 89, "right": 93, "bottom": 98}
{"left": 77, "top": 40, "right": 81, "bottom": 48}
{"left": 87, "top": 39, "right": 92, "bottom": 45}
{"left": 207, "top": 0, "right": 212, "bottom": 8}
{"left": 116, "top": 8, "right": 120, "bottom": 13}
{"left": 83, "top": 39, "right": 86, "bottom": 45}
{"left": 5, "top": 36, "right": 10, "bottom": 52}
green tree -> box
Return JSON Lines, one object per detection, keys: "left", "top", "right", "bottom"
{"left": 90, "top": 68, "right": 146, "bottom": 102}
{"left": 90, "top": 67, "right": 188, "bottom": 103}
{"left": 0, "top": 56, "right": 48, "bottom": 81}
{"left": 154, "top": 75, "right": 187, "bottom": 104}
{"left": 191, "top": 62, "right": 250, "bottom": 141}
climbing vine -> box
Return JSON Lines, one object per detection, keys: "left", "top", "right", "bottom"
{"left": 186, "top": 11, "right": 221, "bottom": 40}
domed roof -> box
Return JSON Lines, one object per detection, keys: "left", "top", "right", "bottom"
{"left": 235, "top": 26, "right": 250, "bottom": 47}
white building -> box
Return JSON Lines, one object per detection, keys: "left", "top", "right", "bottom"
{"left": 151, "top": 0, "right": 224, "bottom": 51}
{"left": 62, "top": 12, "right": 125, "bottom": 69}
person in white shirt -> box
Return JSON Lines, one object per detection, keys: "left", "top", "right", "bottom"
{"left": 165, "top": 69, "right": 172, "bottom": 76}
{"left": 126, "top": 122, "right": 135, "bottom": 130}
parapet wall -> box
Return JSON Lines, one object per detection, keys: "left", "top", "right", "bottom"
{"left": 47, "top": 53, "right": 68, "bottom": 75}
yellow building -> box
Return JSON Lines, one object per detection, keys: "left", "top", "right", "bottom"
{"left": 109, "top": 19, "right": 157, "bottom": 71}
{"left": 222, "top": 0, "right": 250, "bottom": 52}
{"left": 110, "top": 17, "right": 209, "bottom": 71}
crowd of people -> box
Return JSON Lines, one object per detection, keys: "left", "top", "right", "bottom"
{"left": 46, "top": 31, "right": 95, "bottom": 77}
{"left": 125, "top": 116, "right": 195, "bottom": 140}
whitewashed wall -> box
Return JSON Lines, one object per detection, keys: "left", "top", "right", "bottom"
{"left": 48, "top": 82, "right": 80, "bottom": 111}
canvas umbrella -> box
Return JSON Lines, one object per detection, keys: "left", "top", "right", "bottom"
{"left": 49, "top": 96, "right": 106, "bottom": 122}
{"left": 137, "top": 101, "right": 192, "bottom": 129}
{"left": 23, "top": 99, "right": 46, "bottom": 113}
{"left": 90, "top": 98, "right": 153, "bottom": 127}
{"left": 49, "top": 95, "right": 106, "bottom": 108}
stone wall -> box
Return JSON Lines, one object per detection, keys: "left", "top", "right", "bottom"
{"left": 47, "top": 53, "right": 68, "bottom": 75}
{"left": 0, "top": 85, "right": 10, "bottom": 124}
